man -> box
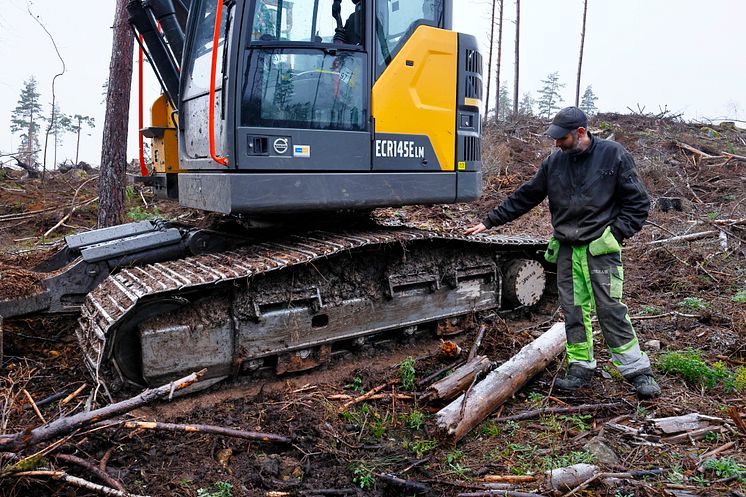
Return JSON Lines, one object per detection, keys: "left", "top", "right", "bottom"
{"left": 333, "top": 0, "right": 364, "bottom": 45}
{"left": 465, "top": 107, "right": 660, "bottom": 399}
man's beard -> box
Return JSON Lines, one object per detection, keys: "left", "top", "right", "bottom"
{"left": 559, "top": 132, "right": 583, "bottom": 154}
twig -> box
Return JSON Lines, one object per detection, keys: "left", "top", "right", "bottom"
{"left": 43, "top": 196, "right": 99, "bottom": 238}
{"left": 13, "top": 469, "right": 148, "bottom": 497}
{"left": 458, "top": 491, "right": 548, "bottom": 497}
{"left": 102, "top": 420, "right": 293, "bottom": 444}
{"left": 339, "top": 379, "right": 399, "bottom": 413}
{"left": 0, "top": 369, "right": 206, "bottom": 452}
{"left": 468, "top": 324, "right": 487, "bottom": 362}
{"left": 697, "top": 441, "right": 736, "bottom": 469}
{"left": 22, "top": 389, "right": 46, "bottom": 424}
{"left": 560, "top": 469, "right": 665, "bottom": 497}
{"left": 630, "top": 310, "right": 703, "bottom": 322}
{"left": 493, "top": 403, "right": 621, "bottom": 422}
{"left": 416, "top": 359, "right": 466, "bottom": 388}
{"left": 60, "top": 383, "right": 88, "bottom": 407}
{"left": 52, "top": 453, "right": 125, "bottom": 491}
{"left": 647, "top": 230, "right": 718, "bottom": 246}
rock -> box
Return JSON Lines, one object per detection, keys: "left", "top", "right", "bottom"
{"left": 584, "top": 436, "right": 620, "bottom": 467}
{"left": 644, "top": 340, "right": 661, "bottom": 352}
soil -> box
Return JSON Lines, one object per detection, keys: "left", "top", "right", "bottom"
{"left": 1, "top": 114, "right": 745, "bottom": 497}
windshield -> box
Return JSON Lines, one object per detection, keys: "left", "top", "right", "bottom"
{"left": 251, "top": 0, "right": 360, "bottom": 43}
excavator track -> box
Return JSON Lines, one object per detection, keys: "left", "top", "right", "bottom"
{"left": 77, "top": 227, "right": 547, "bottom": 394}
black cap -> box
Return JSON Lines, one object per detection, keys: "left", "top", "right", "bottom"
{"left": 546, "top": 107, "right": 588, "bottom": 139}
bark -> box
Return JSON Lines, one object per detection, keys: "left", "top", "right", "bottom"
{"left": 512, "top": 0, "right": 520, "bottom": 117}
{"left": 434, "top": 322, "right": 566, "bottom": 443}
{"left": 574, "top": 0, "right": 588, "bottom": 107}
{"left": 423, "top": 356, "right": 493, "bottom": 402}
{"left": 98, "top": 0, "right": 134, "bottom": 227}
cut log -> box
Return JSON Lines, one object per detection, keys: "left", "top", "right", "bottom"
{"left": 546, "top": 463, "right": 599, "bottom": 491}
{"left": 422, "top": 355, "right": 493, "bottom": 402}
{"left": 434, "top": 322, "right": 566, "bottom": 443}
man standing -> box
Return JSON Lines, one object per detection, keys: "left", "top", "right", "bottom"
{"left": 465, "top": 107, "right": 660, "bottom": 399}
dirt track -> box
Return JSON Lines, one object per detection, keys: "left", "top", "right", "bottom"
{"left": 1, "top": 113, "right": 745, "bottom": 496}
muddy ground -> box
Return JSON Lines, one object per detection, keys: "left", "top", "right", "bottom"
{"left": 1, "top": 114, "right": 745, "bottom": 497}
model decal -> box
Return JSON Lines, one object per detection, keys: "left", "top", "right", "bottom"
{"left": 375, "top": 139, "right": 425, "bottom": 159}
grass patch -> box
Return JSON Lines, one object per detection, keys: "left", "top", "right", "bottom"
{"left": 703, "top": 457, "right": 745, "bottom": 481}
{"left": 351, "top": 462, "right": 376, "bottom": 489}
{"left": 197, "top": 482, "right": 233, "bottom": 497}
{"left": 676, "top": 296, "right": 710, "bottom": 311}
{"left": 658, "top": 349, "right": 744, "bottom": 391}
{"left": 733, "top": 289, "right": 746, "bottom": 303}
{"left": 127, "top": 206, "right": 161, "bottom": 221}
{"left": 399, "top": 356, "right": 416, "bottom": 390}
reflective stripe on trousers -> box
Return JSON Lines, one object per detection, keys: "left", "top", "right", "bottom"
{"left": 555, "top": 242, "right": 650, "bottom": 377}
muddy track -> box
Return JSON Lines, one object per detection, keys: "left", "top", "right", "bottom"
{"left": 77, "top": 226, "right": 547, "bottom": 395}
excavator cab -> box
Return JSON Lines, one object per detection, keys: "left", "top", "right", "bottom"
{"left": 131, "top": 0, "right": 482, "bottom": 214}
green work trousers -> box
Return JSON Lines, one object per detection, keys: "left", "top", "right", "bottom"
{"left": 552, "top": 234, "right": 650, "bottom": 378}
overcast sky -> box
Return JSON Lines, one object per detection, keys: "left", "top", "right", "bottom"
{"left": 1, "top": 0, "right": 744, "bottom": 167}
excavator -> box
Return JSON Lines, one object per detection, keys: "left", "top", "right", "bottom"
{"left": 0, "top": 0, "right": 548, "bottom": 394}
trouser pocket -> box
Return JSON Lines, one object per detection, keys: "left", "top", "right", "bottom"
{"left": 589, "top": 226, "right": 622, "bottom": 256}
{"left": 544, "top": 237, "right": 560, "bottom": 263}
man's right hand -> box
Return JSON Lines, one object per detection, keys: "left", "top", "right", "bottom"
{"left": 464, "top": 222, "right": 488, "bottom": 236}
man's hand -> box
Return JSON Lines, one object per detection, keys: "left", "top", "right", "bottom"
{"left": 464, "top": 222, "right": 488, "bottom": 236}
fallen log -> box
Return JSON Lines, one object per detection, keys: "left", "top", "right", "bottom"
{"left": 0, "top": 370, "right": 206, "bottom": 452}
{"left": 422, "top": 355, "right": 493, "bottom": 402}
{"left": 434, "top": 322, "right": 566, "bottom": 443}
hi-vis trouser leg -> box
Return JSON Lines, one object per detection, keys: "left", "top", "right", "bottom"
{"left": 556, "top": 243, "right": 650, "bottom": 377}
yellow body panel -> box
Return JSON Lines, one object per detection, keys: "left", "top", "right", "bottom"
{"left": 372, "top": 26, "right": 457, "bottom": 171}
{"left": 149, "top": 95, "right": 181, "bottom": 173}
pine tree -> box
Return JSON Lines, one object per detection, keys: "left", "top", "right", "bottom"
{"left": 98, "top": 0, "right": 134, "bottom": 227}
{"left": 536, "top": 71, "right": 565, "bottom": 118}
{"left": 70, "top": 114, "right": 96, "bottom": 165}
{"left": 47, "top": 103, "right": 72, "bottom": 168}
{"left": 10, "top": 77, "right": 44, "bottom": 167}
{"left": 518, "top": 92, "right": 535, "bottom": 116}
{"left": 579, "top": 85, "right": 598, "bottom": 115}
{"left": 498, "top": 81, "right": 512, "bottom": 122}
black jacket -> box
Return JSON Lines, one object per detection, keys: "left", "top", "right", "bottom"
{"left": 483, "top": 134, "right": 650, "bottom": 244}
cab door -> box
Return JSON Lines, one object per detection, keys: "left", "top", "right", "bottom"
{"left": 234, "top": 0, "right": 371, "bottom": 171}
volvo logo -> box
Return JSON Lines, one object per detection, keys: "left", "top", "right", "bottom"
{"left": 273, "top": 138, "right": 289, "bottom": 154}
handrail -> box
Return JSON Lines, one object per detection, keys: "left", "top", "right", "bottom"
{"left": 138, "top": 35, "right": 148, "bottom": 176}
{"left": 209, "top": 0, "right": 229, "bottom": 166}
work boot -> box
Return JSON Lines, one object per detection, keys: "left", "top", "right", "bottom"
{"left": 555, "top": 364, "right": 594, "bottom": 391}
{"left": 630, "top": 373, "right": 661, "bottom": 399}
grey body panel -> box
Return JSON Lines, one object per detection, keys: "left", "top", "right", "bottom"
{"left": 235, "top": 127, "right": 370, "bottom": 171}
{"left": 178, "top": 171, "right": 462, "bottom": 214}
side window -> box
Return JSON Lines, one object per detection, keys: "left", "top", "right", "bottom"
{"left": 250, "top": 0, "right": 361, "bottom": 44}
{"left": 375, "top": 0, "right": 443, "bottom": 71}
{"left": 183, "top": 0, "right": 229, "bottom": 99}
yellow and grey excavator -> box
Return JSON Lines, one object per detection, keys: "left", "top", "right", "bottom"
{"left": 1, "top": 0, "right": 547, "bottom": 393}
